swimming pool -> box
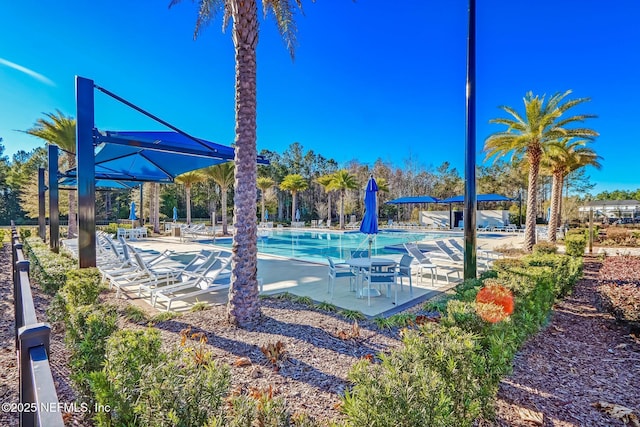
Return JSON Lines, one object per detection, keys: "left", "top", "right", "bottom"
{"left": 210, "top": 229, "right": 453, "bottom": 263}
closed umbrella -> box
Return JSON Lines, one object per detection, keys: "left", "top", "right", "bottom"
{"left": 295, "top": 208, "right": 300, "bottom": 222}
{"left": 359, "top": 175, "right": 379, "bottom": 257}
{"left": 265, "top": 209, "right": 269, "bottom": 221}
{"left": 173, "top": 206, "right": 178, "bottom": 222}
{"left": 129, "top": 201, "right": 137, "bottom": 227}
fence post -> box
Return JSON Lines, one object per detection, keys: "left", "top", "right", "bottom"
{"left": 18, "top": 324, "right": 52, "bottom": 427}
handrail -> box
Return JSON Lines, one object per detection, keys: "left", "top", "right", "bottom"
{"left": 10, "top": 221, "right": 64, "bottom": 427}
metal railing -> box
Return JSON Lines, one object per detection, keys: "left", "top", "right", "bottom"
{"left": 10, "top": 222, "right": 64, "bottom": 427}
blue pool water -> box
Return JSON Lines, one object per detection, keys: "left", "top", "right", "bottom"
{"left": 209, "top": 229, "right": 454, "bottom": 263}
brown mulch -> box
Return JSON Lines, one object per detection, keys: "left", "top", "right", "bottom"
{"left": 492, "top": 255, "right": 640, "bottom": 426}
{"left": 2, "top": 245, "right": 640, "bottom": 426}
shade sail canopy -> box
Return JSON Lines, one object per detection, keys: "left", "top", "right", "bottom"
{"left": 58, "top": 175, "right": 138, "bottom": 190}
{"left": 62, "top": 130, "right": 269, "bottom": 186}
{"left": 439, "top": 193, "right": 513, "bottom": 203}
{"left": 91, "top": 130, "right": 269, "bottom": 183}
{"left": 386, "top": 195, "right": 440, "bottom": 204}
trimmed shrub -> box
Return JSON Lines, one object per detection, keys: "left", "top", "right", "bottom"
{"left": 90, "top": 329, "right": 165, "bottom": 426}
{"left": 67, "top": 305, "right": 119, "bottom": 403}
{"left": 532, "top": 241, "right": 557, "bottom": 255}
{"left": 24, "top": 237, "right": 76, "bottom": 293}
{"left": 564, "top": 234, "right": 586, "bottom": 257}
{"left": 342, "top": 323, "right": 485, "bottom": 427}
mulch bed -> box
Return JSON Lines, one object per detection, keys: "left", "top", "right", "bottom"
{"left": 492, "top": 255, "right": 640, "bottom": 426}
{"left": 1, "top": 245, "right": 639, "bottom": 426}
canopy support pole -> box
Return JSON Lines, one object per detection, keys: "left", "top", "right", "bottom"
{"left": 48, "top": 145, "right": 59, "bottom": 252}
{"left": 76, "top": 76, "right": 96, "bottom": 268}
{"left": 463, "top": 0, "right": 477, "bottom": 280}
{"left": 38, "top": 168, "right": 46, "bottom": 241}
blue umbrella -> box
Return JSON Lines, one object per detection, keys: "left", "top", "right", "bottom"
{"left": 360, "top": 175, "right": 379, "bottom": 257}
{"left": 128, "top": 201, "right": 137, "bottom": 229}
{"left": 265, "top": 209, "right": 269, "bottom": 221}
{"left": 295, "top": 208, "right": 300, "bottom": 222}
{"left": 173, "top": 206, "right": 178, "bottom": 222}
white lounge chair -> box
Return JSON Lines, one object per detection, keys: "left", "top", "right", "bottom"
{"left": 404, "top": 242, "right": 460, "bottom": 284}
{"left": 152, "top": 252, "right": 232, "bottom": 311}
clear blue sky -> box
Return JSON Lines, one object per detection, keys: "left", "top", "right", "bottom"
{"left": 1, "top": 1, "right": 638, "bottom": 195}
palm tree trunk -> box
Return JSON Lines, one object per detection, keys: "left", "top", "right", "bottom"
{"left": 291, "top": 191, "right": 297, "bottom": 223}
{"left": 548, "top": 171, "right": 562, "bottom": 242}
{"left": 524, "top": 148, "right": 541, "bottom": 251}
{"left": 186, "top": 185, "right": 192, "bottom": 225}
{"left": 340, "top": 191, "right": 345, "bottom": 229}
{"left": 222, "top": 189, "right": 229, "bottom": 235}
{"left": 152, "top": 183, "right": 160, "bottom": 233}
{"left": 227, "top": 0, "right": 260, "bottom": 326}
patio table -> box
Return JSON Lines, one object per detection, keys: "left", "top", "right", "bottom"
{"left": 345, "top": 257, "right": 397, "bottom": 298}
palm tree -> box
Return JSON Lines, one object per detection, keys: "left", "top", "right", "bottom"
{"left": 279, "top": 174, "right": 308, "bottom": 223}
{"left": 175, "top": 170, "right": 205, "bottom": 225}
{"left": 257, "top": 176, "right": 275, "bottom": 222}
{"left": 23, "top": 110, "right": 77, "bottom": 236}
{"left": 171, "top": 0, "right": 305, "bottom": 326}
{"left": 315, "top": 173, "right": 335, "bottom": 225}
{"left": 485, "top": 91, "right": 598, "bottom": 251}
{"left": 203, "top": 162, "right": 235, "bottom": 235}
{"left": 329, "top": 169, "right": 359, "bottom": 229}
{"left": 544, "top": 139, "right": 601, "bottom": 242}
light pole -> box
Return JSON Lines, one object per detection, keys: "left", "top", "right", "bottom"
{"left": 463, "top": 0, "right": 477, "bottom": 280}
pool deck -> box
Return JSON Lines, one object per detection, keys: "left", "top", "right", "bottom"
{"left": 117, "top": 230, "right": 525, "bottom": 317}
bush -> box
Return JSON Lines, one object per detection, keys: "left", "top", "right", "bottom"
{"left": 564, "top": 234, "right": 586, "bottom": 257}
{"left": 24, "top": 237, "right": 76, "bottom": 293}
{"left": 67, "top": 305, "right": 119, "bottom": 403}
{"left": 91, "top": 329, "right": 235, "bottom": 427}
{"left": 532, "top": 241, "right": 557, "bottom": 255}
{"left": 90, "top": 329, "right": 165, "bottom": 426}
{"left": 342, "top": 323, "right": 485, "bottom": 427}
{"left": 605, "top": 227, "right": 633, "bottom": 245}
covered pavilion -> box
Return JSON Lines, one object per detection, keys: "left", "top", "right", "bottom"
{"left": 43, "top": 76, "right": 267, "bottom": 267}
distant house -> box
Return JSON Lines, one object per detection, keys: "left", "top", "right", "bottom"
{"left": 579, "top": 200, "right": 640, "bottom": 219}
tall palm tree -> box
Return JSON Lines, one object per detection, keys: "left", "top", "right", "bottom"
{"left": 175, "top": 170, "right": 205, "bottom": 225}
{"left": 171, "top": 0, "right": 305, "bottom": 326}
{"left": 315, "top": 173, "right": 335, "bottom": 225}
{"left": 23, "top": 110, "right": 78, "bottom": 236}
{"left": 203, "top": 162, "right": 235, "bottom": 235}
{"left": 329, "top": 169, "right": 359, "bottom": 229}
{"left": 485, "top": 91, "right": 598, "bottom": 251}
{"left": 279, "top": 174, "right": 308, "bottom": 223}
{"left": 257, "top": 176, "right": 275, "bottom": 222}
{"left": 544, "top": 139, "right": 601, "bottom": 242}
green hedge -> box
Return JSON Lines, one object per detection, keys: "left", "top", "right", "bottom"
{"left": 564, "top": 234, "right": 587, "bottom": 257}
{"left": 342, "top": 253, "right": 583, "bottom": 426}
{"left": 24, "top": 237, "right": 77, "bottom": 293}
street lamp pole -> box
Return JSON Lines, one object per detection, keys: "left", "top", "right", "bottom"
{"left": 463, "top": 0, "right": 477, "bottom": 280}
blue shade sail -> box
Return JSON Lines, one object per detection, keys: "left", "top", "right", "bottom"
{"left": 63, "top": 130, "right": 269, "bottom": 186}
{"left": 439, "top": 193, "right": 513, "bottom": 203}
{"left": 386, "top": 195, "right": 440, "bottom": 204}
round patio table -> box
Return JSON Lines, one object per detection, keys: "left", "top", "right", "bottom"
{"left": 345, "top": 257, "right": 397, "bottom": 297}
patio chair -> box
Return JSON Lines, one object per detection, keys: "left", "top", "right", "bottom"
{"left": 350, "top": 249, "right": 370, "bottom": 259}
{"left": 152, "top": 252, "right": 233, "bottom": 311}
{"left": 107, "top": 247, "right": 188, "bottom": 297}
{"left": 327, "top": 257, "right": 356, "bottom": 298}
{"left": 361, "top": 263, "right": 398, "bottom": 306}
{"left": 404, "top": 242, "right": 460, "bottom": 284}
{"left": 445, "top": 239, "right": 498, "bottom": 268}
{"left": 397, "top": 254, "right": 414, "bottom": 295}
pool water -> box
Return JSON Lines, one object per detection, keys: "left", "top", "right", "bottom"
{"left": 210, "top": 229, "right": 452, "bottom": 263}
